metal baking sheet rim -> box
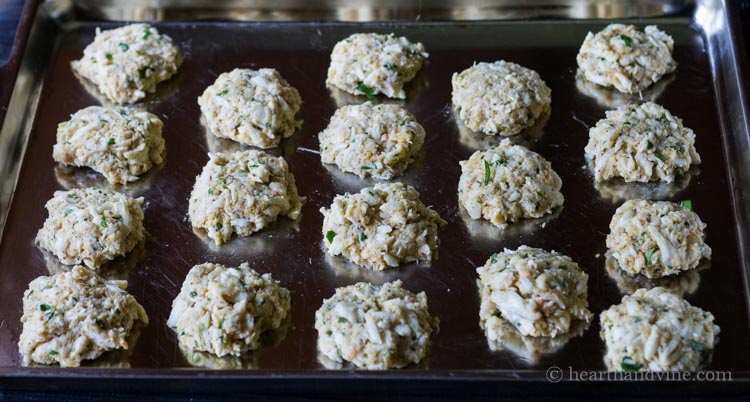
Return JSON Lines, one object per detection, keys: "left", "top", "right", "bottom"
{"left": 0, "top": 0, "right": 749, "bottom": 391}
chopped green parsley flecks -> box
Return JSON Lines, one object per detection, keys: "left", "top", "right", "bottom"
{"left": 138, "top": 66, "right": 150, "bottom": 79}
{"left": 384, "top": 62, "right": 395, "bottom": 70}
{"left": 215, "top": 223, "right": 223, "bottom": 230}
{"left": 190, "top": 291, "right": 197, "bottom": 298}
{"left": 483, "top": 160, "right": 491, "bottom": 185}
{"left": 654, "top": 152, "right": 666, "bottom": 162}
{"left": 357, "top": 82, "right": 376, "bottom": 101}
{"left": 39, "top": 304, "right": 52, "bottom": 312}
{"left": 690, "top": 339, "right": 705, "bottom": 352}
{"left": 647, "top": 141, "right": 654, "bottom": 150}
{"left": 680, "top": 200, "right": 693, "bottom": 210}
{"left": 218, "top": 89, "right": 229, "bottom": 96}
{"left": 620, "top": 35, "right": 633, "bottom": 47}
{"left": 621, "top": 356, "right": 643, "bottom": 371}
{"left": 489, "top": 253, "right": 497, "bottom": 264}
{"left": 108, "top": 138, "right": 115, "bottom": 145}
{"left": 326, "top": 230, "right": 337, "bottom": 243}
{"left": 105, "top": 53, "right": 112, "bottom": 61}
{"left": 338, "top": 317, "right": 348, "bottom": 323}
{"left": 360, "top": 233, "right": 367, "bottom": 241}
{"left": 49, "top": 350, "right": 59, "bottom": 356}
{"left": 118, "top": 42, "right": 129, "bottom": 51}
{"left": 142, "top": 28, "right": 151, "bottom": 40}
{"left": 100, "top": 217, "right": 108, "bottom": 228}
{"left": 644, "top": 247, "right": 657, "bottom": 265}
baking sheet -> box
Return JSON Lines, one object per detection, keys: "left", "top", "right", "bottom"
{"left": 0, "top": 0, "right": 749, "bottom": 384}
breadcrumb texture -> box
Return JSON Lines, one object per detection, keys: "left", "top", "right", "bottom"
{"left": 576, "top": 24, "right": 676, "bottom": 94}
{"left": 600, "top": 287, "right": 719, "bottom": 371}
{"left": 452, "top": 60, "right": 551, "bottom": 136}
{"left": 35, "top": 188, "right": 145, "bottom": 269}
{"left": 320, "top": 182, "right": 446, "bottom": 271}
{"left": 168, "top": 263, "right": 291, "bottom": 357}
{"left": 188, "top": 150, "right": 304, "bottom": 245}
{"left": 315, "top": 280, "right": 439, "bottom": 369}
{"left": 327, "top": 33, "right": 428, "bottom": 99}
{"left": 319, "top": 102, "right": 425, "bottom": 179}
{"left": 71, "top": 23, "right": 182, "bottom": 104}
{"left": 458, "top": 139, "right": 563, "bottom": 228}
{"left": 53, "top": 106, "right": 165, "bottom": 184}
{"left": 607, "top": 199, "right": 711, "bottom": 279}
{"left": 585, "top": 102, "right": 700, "bottom": 183}
{"left": 198, "top": 68, "right": 302, "bottom": 149}
{"left": 19, "top": 266, "right": 148, "bottom": 367}
{"left": 477, "top": 246, "right": 592, "bottom": 339}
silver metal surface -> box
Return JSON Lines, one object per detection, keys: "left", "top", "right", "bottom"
{"left": 71, "top": 0, "right": 691, "bottom": 22}
{"left": 0, "top": 0, "right": 749, "bottom": 388}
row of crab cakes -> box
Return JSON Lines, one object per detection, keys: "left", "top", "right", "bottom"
{"left": 22, "top": 23, "right": 180, "bottom": 366}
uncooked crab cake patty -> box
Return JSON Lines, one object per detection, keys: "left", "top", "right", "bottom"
{"left": 19, "top": 265, "right": 148, "bottom": 367}
{"left": 53, "top": 106, "right": 165, "bottom": 185}
{"left": 458, "top": 139, "right": 563, "bottom": 228}
{"left": 477, "top": 246, "right": 592, "bottom": 339}
{"left": 315, "top": 280, "right": 439, "bottom": 369}
{"left": 71, "top": 23, "right": 182, "bottom": 104}
{"left": 35, "top": 188, "right": 145, "bottom": 269}
{"left": 577, "top": 24, "right": 676, "bottom": 94}
{"left": 600, "top": 287, "right": 719, "bottom": 372}
{"left": 198, "top": 68, "right": 302, "bottom": 149}
{"left": 326, "top": 33, "right": 428, "bottom": 99}
{"left": 451, "top": 60, "right": 551, "bottom": 136}
{"left": 167, "top": 262, "right": 291, "bottom": 357}
{"left": 320, "top": 182, "right": 446, "bottom": 271}
{"left": 319, "top": 102, "right": 425, "bottom": 179}
{"left": 188, "top": 150, "right": 303, "bottom": 245}
{"left": 585, "top": 102, "right": 700, "bottom": 183}
{"left": 607, "top": 199, "right": 711, "bottom": 279}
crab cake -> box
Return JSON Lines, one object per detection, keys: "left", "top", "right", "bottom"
{"left": 53, "top": 106, "right": 165, "bottom": 185}
{"left": 188, "top": 150, "right": 303, "bottom": 245}
{"left": 577, "top": 24, "right": 676, "bottom": 94}
{"left": 585, "top": 102, "right": 700, "bottom": 183}
{"left": 326, "top": 33, "right": 428, "bottom": 99}
{"left": 319, "top": 102, "right": 425, "bottom": 179}
{"left": 35, "top": 188, "right": 145, "bottom": 269}
{"left": 607, "top": 199, "right": 711, "bottom": 279}
{"left": 320, "top": 182, "right": 446, "bottom": 271}
{"left": 168, "top": 263, "right": 290, "bottom": 357}
{"left": 18, "top": 266, "right": 148, "bottom": 367}
{"left": 198, "top": 68, "right": 302, "bottom": 149}
{"left": 71, "top": 23, "right": 182, "bottom": 104}
{"left": 600, "top": 287, "right": 719, "bottom": 371}
{"left": 452, "top": 61, "right": 551, "bottom": 136}
{"left": 315, "top": 280, "right": 439, "bottom": 369}
{"left": 458, "top": 139, "right": 563, "bottom": 228}
{"left": 477, "top": 246, "right": 592, "bottom": 339}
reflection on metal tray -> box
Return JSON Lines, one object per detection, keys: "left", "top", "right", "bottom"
{"left": 0, "top": 0, "right": 749, "bottom": 396}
